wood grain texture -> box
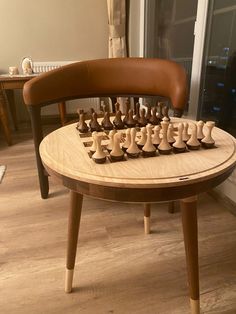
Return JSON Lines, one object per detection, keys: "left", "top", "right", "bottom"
{"left": 1, "top": 125, "right": 236, "bottom": 314}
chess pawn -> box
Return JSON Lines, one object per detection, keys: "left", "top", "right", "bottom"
{"left": 126, "top": 109, "right": 136, "bottom": 128}
{"left": 133, "top": 102, "right": 140, "bottom": 123}
{"left": 137, "top": 126, "right": 147, "bottom": 149}
{"left": 158, "top": 117, "right": 172, "bottom": 154}
{"left": 90, "top": 131, "right": 98, "bottom": 154}
{"left": 101, "top": 111, "right": 113, "bottom": 130}
{"left": 113, "top": 110, "right": 125, "bottom": 129}
{"left": 110, "top": 132, "right": 124, "bottom": 161}
{"left": 145, "top": 105, "right": 152, "bottom": 122}
{"left": 186, "top": 123, "right": 201, "bottom": 150}
{"left": 197, "top": 120, "right": 205, "bottom": 141}
{"left": 167, "top": 124, "right": 175, "bottom": 145}
{"left": 152, "top": 125, "right": 161, "bottom": 148}
{"left": 162, "top": 105, "right": 170, "bottom": 121}
{"left": 173, "top": 123, "right": 187, "bottom": 153}
{"left": 90, "top": 112, "right": 102, "bottom": 132}
{"left": 106, "top": 129, "right": 116, "bottom": 153}
{"left": 138, "top": 108, "right": 148, "bottom": 127}
{"left": 149, "top": 107, "right": 160, "bottom": 125}
{"left": 92, "top": 133, "right": 106, "bottom": 164}
{"left": 182, "top": 122, "right": 191, "bottom": 142}
{"left": 142, "top": 124, "right": 156, "bottom": 157}
{"left": 201, "top": 121, "right": 215, "bottom": 148}
{"left": 76, "top": 110, "right": 89, "bottom": 133}
{"left": 126, "top": 128, "right": 141, "bottom": 158}
{"left": 122, "top": 128, "right": 131, "bottom": 152}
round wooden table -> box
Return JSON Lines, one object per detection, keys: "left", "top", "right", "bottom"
{"left": 39, "top": 118, "right": 236, "bottom": 314}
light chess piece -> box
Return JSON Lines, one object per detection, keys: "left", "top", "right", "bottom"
{"left": 152, "top": 125, "right": 161, "bottom": 148}
{"left": 90, "top": 131, "right": 98, "bottom": 154}
{"left": 197, "top": 120, "right": 205, "bottom": 141}
{"left": 142, "top": 124, "right": 156, "bottom": 157}
{"left": 126, "top": 128, "right": 141, "bottom": 158}
{"left": 137, "top": 126, "right": 147, "bottom": 149}
{"left": 201, "top": 121, "right": 215, "bottom": 148}
{"left": 158, "top": 117, "right": 172, "bottom": 154}
{"left": 122, "top": 128, "right": 131, "bottom": 152}
{"left": 92, "top": 133, "right": 106, "bottom": 164}
{"left": 106, "top": 129, "right": 116, "bottom": 153}
{"left": 173, "top": 123, "right": 187, "bottom": 153}
{"left": 167, "top": 124, "right": 175, "bottom": 145}
{"left": 110, "top": 132, "right": 124, "bottom": 162}
{"left": 186, "top": 123, "right": 201, "bottom": 150}
{"left": 182, "top": 122, "right": 191, "bottom": 142}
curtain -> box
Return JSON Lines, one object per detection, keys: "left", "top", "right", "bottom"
{"left": 107, "top": 0, "right": 127, "bottom": 58}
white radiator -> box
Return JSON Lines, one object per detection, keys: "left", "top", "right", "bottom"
{"left": 33, "top": 61, "right": 101, "bottom": 115}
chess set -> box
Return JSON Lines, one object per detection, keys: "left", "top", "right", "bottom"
{"left": 76, "top": 100, "right": 216, "bottom": 164}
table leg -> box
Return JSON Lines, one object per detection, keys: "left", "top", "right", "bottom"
{"left": 181, "top": 196, "right": 200, "bottom": 314}
{"left": 0, "top": 90, "right": 12, "bottom": 145}
{"left": 65, "top": 191, "right": 83, "bottom": 293}
{"left": 58, "top": 102, "right": 67, "bottom": 126}
{"left": 144, "top": 203, "right": 151, "bottom": 234}
{"left": 5, "top": 90, "right": 18, "bottom": 131}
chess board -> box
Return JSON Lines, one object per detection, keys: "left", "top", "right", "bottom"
{"left": 76, "top": 121, "right": 217, "bottom": 164}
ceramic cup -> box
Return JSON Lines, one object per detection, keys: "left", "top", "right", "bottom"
{"left": 9, "top": 66, "right": 19, "bottom": 75}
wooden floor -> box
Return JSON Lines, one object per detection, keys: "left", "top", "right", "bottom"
{"left": 1, "top": 124, "right": 236, "bottom": 314}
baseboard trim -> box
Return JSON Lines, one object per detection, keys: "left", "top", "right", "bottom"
{"left": 208, "top": 189, "right": 236, "bottom": 216}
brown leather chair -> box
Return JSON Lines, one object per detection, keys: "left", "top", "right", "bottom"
{"left": 23, "top": 58, "right": 188, "bottom": 229}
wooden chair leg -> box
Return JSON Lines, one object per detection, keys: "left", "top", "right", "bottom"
{"left": 58, "top": 102, "right": 67, "bottom": 126}
{"left": 65, "top": 191, "right": 83, "bottom": 293}
{"left": 181, "top": 196, "right": 200, "bottom": 314}
{"left": 144, "top": 203, "right": 151, "bottom": 234}
{"left": 0, "top": 90, "right": 12, "bottom": 145}
{"left": 28, "top": 105, "right": 49, "bottom": 199}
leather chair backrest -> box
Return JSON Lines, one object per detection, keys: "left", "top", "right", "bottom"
{"left": 23, "top": 58, "right": 188, "bottom": 111}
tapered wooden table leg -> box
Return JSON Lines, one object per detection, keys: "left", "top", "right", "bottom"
{"left": 144, "top": 203, "right": 151, "bottom": 234}
{"left": 65, "top": 191, "right": 83, "bottom": 293}
{"left": 181, "top": 196, "right": 200, "bottom": 314}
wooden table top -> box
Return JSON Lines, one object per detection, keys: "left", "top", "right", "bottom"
{"left": 40, "top": 118, "right": 236, "bottom": 194}
{"left": 0, "top": 74, "right": 37, "bottom": 82}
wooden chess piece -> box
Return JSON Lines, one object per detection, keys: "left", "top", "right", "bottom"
{"left": 101, "top": 111, "right": 113, "bottom": 130}
{"left": 201, "top": 121, "right": 215, "bottom": 148}
{"left": 173, "top": 123, "right": 187, "bottom": 153}
{"left": 145, "top": 104, "right": 152, "bottom": 122}
{"left": 122, "top": 128, "right": 131, "bottom": 152}
{"left": 182, "top": 122, "right": 191, "bottom": 142}
{"left": 133, "top": 102, "right": 140, "bottom": 123}
{"left": 90, "top": 112, "right": 102, "bottom": 132}
{"left": 106, "top": 129, "right": 116, "bottom": 153}
{"left": 137, "top": 126, "right": 147, "bottom": 149}
{"left": 158, "top": 117, "right": 172, "bottom": 154}
{"left": 142, "top": 124, "right": 156, "bottom": 157}
{"left": 126, "top": 128, "right": 141, "bottom": 158}
{"left": 157, "top": 102, "right": 164, "bottom": 120}
{"left": 149, "top": 107, "right": 160, "bottom": 125}
{"left": 123, "top": 98, "right": 130, "bottom": 125}
{"left": 162, "top": 105, "right": 170, "bottom": 121}
{"left": 126, "top": 109, "right": 136, "bottom": 128}
{"left": 89, "top": 108, "right": 95, "bottom": 126}
{"left": 113, "top": 110, "right": 125, "bottom": 129}
{"left": 167, "top": 124, "right": 175, "bottom": 145}
{"left": 90, "top": 131, "right": 98, "bottom": 153}
{"left": 152, "top": 125, "right": 161, "bottom": 148}
{"left": 110, "top": 132, "right": 124, "bottom": 161}
{"left": 197, "top": 120, "right": 205, "bottom": 141}
{"left": 76, "top": 110, "right": 89, "bottom": 133}
{"left": 138, "top": 108, "right": 148, "bottom": 127}
{"left": 186, "top": 123, "right": 201, "bottom": 150}
{"left": 92, "top": 133, "right": 106, "bottom": 164}
{"left": 115, "top": 102, "right": 120, "bottom": 113}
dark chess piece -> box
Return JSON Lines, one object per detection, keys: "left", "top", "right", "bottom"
{"left": 126, "top": 109, "right": 136, "bottom": 128}
{"left": 123, "top": 98, "right": 130, "bottom": 125}
{"left": 162, "top": 105, "right": 170, "bottom": 121}
{"left": 115, "top": 102, "right": 120, "bottom": 113}
{"left": 133, "top": 102, "right": 140, "bottom": 123}
{"left": 138, "top": 108, "right": 148, "bottom": 127}
{"left": 89, "top": 108, "right": 95, "bottom": 128}
{"left": 157, "top": 102, "right": 164, "bottom": 120}
{"left": 90, "top": 112, "right": 102, "bottom": 132}
{"left": 113, "top": 110, "right": 125, "bottom": 129}
{"left": 145, "top": 104, "right": 152, "bottom": 122}
{"left": 76, "top": 109, "right": 89, "bottom": 133}
{"left": 149, "top": 107, "right": 160, "bottom": 125}
{"left": 101, "top": 111, "right": 113, "bottom": 130}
